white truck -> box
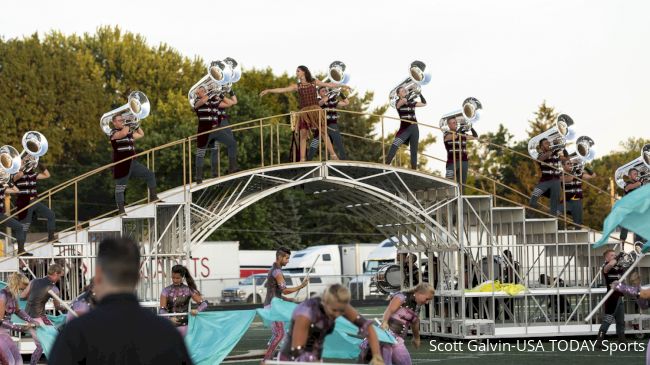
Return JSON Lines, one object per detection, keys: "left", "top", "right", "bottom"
{"left": 221, "top": 244, "right": 375, "bottom": 304}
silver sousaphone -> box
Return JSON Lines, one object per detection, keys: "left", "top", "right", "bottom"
{"left": 439, "top": 97, "right": 482, "bottom": 133}
{"left": 19, "top": 131, "right": 48, "bottom": 172}
{"left": 565, "top": 136, "right": 596, "bottom": 175}
{"left": 99, "top": 91, "right": 151, "bottom": 136}
{"left": 321, "top": 60, "right": 351, "bottom": 98}
{"left": 388, "top": 61, "right": 431, "bottom": 108}
{"left": 527, "top": 114, "right": 576, "bottom": 159}
{"left": 0, "top": 144, "right": 21, "bottom": 185}
{"left": 187, "top": 58, "right": 241, "bottom": 108}
{"left": 614, "top": 144, "right": 650, "bottom": 189}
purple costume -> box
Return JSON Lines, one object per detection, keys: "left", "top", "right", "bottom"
{"left": 25, "top": 277, "right": 59, "bottom": 365}
{"left": 263, "top": 262, "right": 288, "bottom": 360}
{"left": 0, "top": 288, "right": 36, "bottom": 365}
{"left": 66, "top": 290, "right": 97, "bottom": 323}
{"left": 159, "top": 283, "right": 207, "bottom": 336}
{"left": 361, "top": 292, "right": 420, "bottom": 365}
{"left": 614, "top": 283, "right": 650, "bottom": 365}
{"left": 279, "top": 297, "right": 372, "bottom": 362}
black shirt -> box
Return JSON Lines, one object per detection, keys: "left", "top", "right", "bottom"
{"left": 49, "top": 293, "right": 192, "bottom": 365}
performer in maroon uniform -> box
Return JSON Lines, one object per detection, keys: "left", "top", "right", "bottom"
{"left": 443, "top": 117, "right": 477, "bottom": 194}
{"left": 193, "top": 87, "right": 238, "bottom": 183}
{"left": 109, "top": 114, "right": 159, "bottom": 215}
{"left": 0, "top": 183, "right": 30, "bottom": 255}
{"left": 307, "top": 87, "right": 350, "bottom": 160}
{"left": 260, "top": 66, "right": 349, "bottom": 162}
{"left": 13, "top": 162, "right": 56, "bottom": 243}
{"left": 386, "top": 87, "right": 427, "bottom": 169}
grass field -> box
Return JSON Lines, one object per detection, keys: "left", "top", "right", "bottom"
{"left": 225, "top": 306, "right": 648, "bottom": 365}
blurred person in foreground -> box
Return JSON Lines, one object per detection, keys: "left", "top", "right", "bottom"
{"left": 49, "top": 237, "right": 192, "bottom": 364}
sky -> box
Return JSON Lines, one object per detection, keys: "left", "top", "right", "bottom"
{"left": 2, "top": 0, "right": 649, "bottom": 171}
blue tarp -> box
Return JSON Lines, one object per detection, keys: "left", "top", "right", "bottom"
{"left": 594, "top": 184, "right": 650, "bottom": 249}
{"left": 184, "top": 310, "right": 256, "bottom": 365}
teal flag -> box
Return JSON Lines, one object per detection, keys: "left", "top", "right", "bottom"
{"left": 324, "top": 317, "right": 396, "bottom": 359}
{"left": 256, "top": 297, "right": 297, "bottom": 326}
{"left": 35, "top": 325, "right": 59, "bottom": 359}
{"left": 594, "top": 184, "right": 650, "bottom": 248}
{"left": 185, "top": 310, "right": 256, "bottom": 365}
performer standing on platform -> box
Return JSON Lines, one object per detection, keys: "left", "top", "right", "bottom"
{"left": 560, "top": 160, "right": 595, "bottom": 226}
{"left": 307, "top": 87, "right": 350, "bottom": 161}
{"left": 159, "top": 264, "right": 208, "bottom": 336}
{"left": 278, "top": 284, "right": 384, "bottom": 364}
{"left": 0, "top": 182, "right": 30, "bottom": 256}
{"left": 213, "top": 89, "right": 239, "bottom": 173}
{"left": 619, "top": 168, "right": 646, "bottom": 244}
{"left": 0, "top": 272, "right": 39, "bottom": 364}
{"left": 13, "top": 163, "right": 56, "bottom": 243}
{"left": 528, "top": 138, "right": 565, "bottom": 217}
{"left": 385, "top": 87, "right": 427, "bottom": 169}
{"left": 443, "top": 117, "right": 477, "bottom": 194}
{"left": 263, "top": 247, "right": 308, "bottom": 361}
{"left": 360, "top": 283, "right": 434, "bottom": 365}
{"left": 596, "top": 249, "right": 626, "bottom": 346}
{"left": 21, "top": 263, "right": 67, "bottom": 365}
{"left": 109, "top": 114, "right": 159, "bottom": 215}
{"left": 193, "top": 87, "right": 239, "bottom": 183}
{"left": 259, "top": 66, "right": 349, "bottom": 162}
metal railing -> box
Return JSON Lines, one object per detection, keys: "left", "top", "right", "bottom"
{"left": 0, "top": 108, "right": 621, "bottom": 260}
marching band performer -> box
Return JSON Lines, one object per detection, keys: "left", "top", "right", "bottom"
{"left": 612, "top": 275, "right": 650, "bottom": 363}
{"left": 213, "top": 89, "right": 239, "bottom": 173}
{"left": 307, "top": 87, "right": 350, "bottom": 161}
{"left": 159, "top": 265, "right": 208, "bottom": 336}
{"left": 109, "top": 114, "right": 159, "bottom": 215}
{"left": 385, "top": 87, "right": 426, "bottom": 169}
{"left": 13, "top": 162, "right": 56, "bottom": 243}
{"left": 528, "top": 138, "right": 566, "bottom": 217}
{"left": 0, "top": 272, "right": 40, "bottom": 364}
{"left": 259, "top": 66, "right": 350, "bottom": 162}
{"left": 262, "top": 247, "right": 308, "bottom": 361}
{"left": 560, "top": 160, "right": 595, "bottom": 226}
{"left": 596, "top": 249, "right": 627, "bottom": 346}
{"left": 360, "top": 283, "right": 434, "bottom": 365}
{"left": 278, "top": 284, "right": 384, "bottom": 364}
{"left": 22, "top": 263, "right": 67, "bottom": 365}
{"left": 0, "top": 183, "right": 30, "bottom": 256}
{"left": 193, "top": 87, "right": 239, "bottom": 184}
{"left": 443, "top": 117, "right": 478, "bottom": 194}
